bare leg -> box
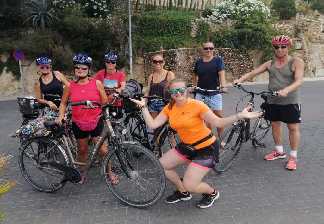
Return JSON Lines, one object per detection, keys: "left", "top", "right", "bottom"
{"left": 159, "top": 148, "right": 188, "bottom": 192}
{"left": 182, "top": 164, "right": 214, "bottom": 194}
{"left": 271, "top": 121, "right": 282, "bottom": 146}
{"left": 213, "top": 110, "right": 224, "bottom": 138}
{"left": 287, "top": 123, "right": 300, "bottom": 151}
{"left": 77, "top": 138, "right": 89, "bottom": 171}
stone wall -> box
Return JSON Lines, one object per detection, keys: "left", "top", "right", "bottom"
{"left": 142, "top": 48, "right": 254, "bottom": 85}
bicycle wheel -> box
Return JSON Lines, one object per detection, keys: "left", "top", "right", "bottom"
{"left": 214, "top": 123, "right": 242, "bottom": 173}
{"left": 124, "top": 114, "right": 151, "bottom": 149}
{"left": 102, "top": 142, "right": 166, "bottom": 208}
{"left": 18, "top": 138, "right": 70, "bottom": 192}
{"left": 251, "top": 117, "right": 271, "bottom": 148}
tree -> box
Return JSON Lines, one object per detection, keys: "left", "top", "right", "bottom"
{"left": 271, "top": 0, "right": 296, "bottom": 20}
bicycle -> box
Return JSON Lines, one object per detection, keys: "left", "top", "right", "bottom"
{"left": 123, "top": 95, "right": 179, "bottom": 158}
{"left": 214, "top": 84, "right": 278, "bottom": 173}
{"left": 16, "top": 99, "right": 166, "bottom": 207}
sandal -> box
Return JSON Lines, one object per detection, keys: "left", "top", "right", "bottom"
{"left": 108, "top": 172, "right": 119, "bottom": 185}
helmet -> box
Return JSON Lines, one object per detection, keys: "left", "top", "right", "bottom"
{"left": 35, "top": 56, "right": 52, "bottom": 65}
{"left": 272, "top": 35, "right": 291, "bottom": 46}
{"left": 104, "top": 51, "right": 118, "bottom": 62}
{"left": 72, "top": 53, "right": 92, "bottom": 67}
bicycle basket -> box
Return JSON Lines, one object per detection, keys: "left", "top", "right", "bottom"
{"left": 17, "top": 97, "right": 40, "bottom": 118}
{"left": 17, "top": 118, "right": 50, "bottom": 138}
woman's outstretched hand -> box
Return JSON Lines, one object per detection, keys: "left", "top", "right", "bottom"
{"left": 238, "top": 106, "right": 263, "bottom": 120}
{"left": 130, "top": 98, "right": 146, "bottom": 108}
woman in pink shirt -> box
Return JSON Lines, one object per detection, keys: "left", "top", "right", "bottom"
{"left": 58, "top": 53, "right": 118, "bottom": 184}
{"left": 94, "top": 51, "right": 126, "bottom": 93}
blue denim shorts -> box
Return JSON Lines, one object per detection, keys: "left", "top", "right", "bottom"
{"left": 195, "top": 93, "right": 223, "bottom": 111}
{"left": 148, "top": 99, "right": 165, "bottom": 113}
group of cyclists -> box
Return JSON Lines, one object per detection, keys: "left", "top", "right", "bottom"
{"left": 31, "top": 34, "right": 304, "bottom": 209}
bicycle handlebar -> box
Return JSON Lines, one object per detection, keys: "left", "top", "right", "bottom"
{"left": 70, "top": 101, "right": 101, "bottom": 108}
{"left": 188, "top": 85, "right": 227, "bottom": 95}
{"left": 233, "top": 84, "right": 278, "bottom": 96}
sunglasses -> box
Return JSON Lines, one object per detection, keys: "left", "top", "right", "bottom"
{"left": 153, "top": 60, "right": 164, "bottom": 64}
{"left": 273, "top": 45, "right": 287, "bottom": 50}
{"left": 169, "top": 87, "right": 186, "bottom": 95}
{"left": 40, "top": 66, "right": 50, "bottom": 69}
{"left": 74, "top": 66, "right": 88, "bottom": 71}
{"left": 203, "top": 47, "right": 214, "bottom": 51}
{"left": 105, "top": 60, "right": 116, "bottom": 64}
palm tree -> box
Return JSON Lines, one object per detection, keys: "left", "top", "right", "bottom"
{"left": 24, "top": 0, "right": 58, "bottom": 30}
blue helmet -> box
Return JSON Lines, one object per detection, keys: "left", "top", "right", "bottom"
{"left": 104, "top": 51, "right": 118, "bottom": 62}
{"left": 72, "top": 53, "right": 92, "bottom": 67}
{"left": 35, "top": 56, "right": 52, "bottom": 65}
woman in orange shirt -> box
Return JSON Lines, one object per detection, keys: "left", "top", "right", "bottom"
{"left": 131, "top": 79, "right": 261, "bottom": 209}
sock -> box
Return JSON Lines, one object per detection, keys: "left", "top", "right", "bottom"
{"left": 290, "top": 150, "right": 297, "bottom": 159}
{"left": 275, "top": 145, "right": 284, "bottom": 154}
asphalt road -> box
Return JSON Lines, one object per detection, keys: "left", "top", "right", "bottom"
{"left": 0, "top": 81, "right": 324, "bottom": 224}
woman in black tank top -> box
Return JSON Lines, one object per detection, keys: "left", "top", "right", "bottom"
{"left": 146, "top": 54, "right": 175, "bottom": 118}
{"left": 34, "top": 56, "right": 69, "bottom": 110}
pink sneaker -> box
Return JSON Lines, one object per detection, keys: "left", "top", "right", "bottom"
{"left": 264, "top": 150, "right": 287, "bottom": 161}
{"left": 286, "top": 157, "right": 297, "bottom": 171}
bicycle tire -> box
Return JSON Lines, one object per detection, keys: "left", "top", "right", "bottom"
{"left": 18, "top": 137, "right": 70, "bottom": 193}
{"left": 102, "top": 142, "right": 166, "bottom": 208}
{"left": 251, "top": 117, "right": 271, "bottom": 148}
{"left": 214, "top": 123, "right": 242, "bottom": 173}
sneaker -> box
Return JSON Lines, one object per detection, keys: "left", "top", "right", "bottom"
{"left": 286, "top": 156, "right": 297, "bottom": 171}
{"left": 196, "top": 190, "right": 220, "bottom": 209}
{"left": 264, "top": 150, "right": 287, "bottom": 161}
{"left": 165, "top": 191, "right": 192, "bottom": 204}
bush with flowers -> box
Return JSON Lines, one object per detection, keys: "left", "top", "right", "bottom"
{"left": 53, "top": 0, "right": 111, "bottom": 18}
{"left": 199, "top": 0, "right": 276, "bottom": 60}
{"left": 203, "top": 0, "right": 271, "bottom": 24}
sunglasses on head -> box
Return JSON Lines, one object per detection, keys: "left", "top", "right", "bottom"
{"left": 105, "top": 60, "right": 116, "bottom": 64}
{"left": 273, "top": 45, "right": 287, "bottom": 50}
{"left": 169, "top": 87, "right": 186, "bottom": 95}
{"left": 40, "top": 65, "right": 50, "bottom": 69}
{"left": 153, "top": 60, "right": 164, "bottom": 64}
{"left": 74, "top": 66, "right": 88, "bottom": 71}
{"left": 203, "top": 47, "right": 214, "bottom": 51}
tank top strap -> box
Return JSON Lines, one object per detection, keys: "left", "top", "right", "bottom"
{"left": 164, "top": 71, "right": 169, "bottom": 81}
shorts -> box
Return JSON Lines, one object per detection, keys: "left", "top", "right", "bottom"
{"left": 72, "top": 118, "right": 104, "bottom": 139}
{"left": 148, "top": 98, "right": 165, "bottom": 113}
{"left": 195, "top": 93, "right": 223, "bottom": 111}
{"left": 174, "top": 139, "right": 220, "bottom": 170}
{"left": 264, "top": 104, "right": 301, "bottom": 124}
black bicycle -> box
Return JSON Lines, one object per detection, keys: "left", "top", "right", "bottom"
{"left": 16, "top": 100, "right": 166, "bottom": 208}
{"left": 124, "top": 95, "right": 179, "bottom": 157}
{"left": 214, "top": 84, "right": 278, "bottom": 173}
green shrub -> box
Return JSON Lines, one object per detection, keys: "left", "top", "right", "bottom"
{"left": 212, "top": 21, "right": 277, "bottom": 60}
{"left": 134, "top": 10, "right": 199, "bottom": 53}
{"left": 311, "top": 0, "right": 324, "bottom": 13}
{"left": 55, "top": 7, "right": 119, "bottom": 70}
{"left": 271, "top": 0, "right": 296, "bottom": 20}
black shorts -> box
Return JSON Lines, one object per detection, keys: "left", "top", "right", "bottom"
{"left": 264, "top": 104, "right": 301, "bottom": 124}
{"left": 72, "top": 118, "right": 104, "bottom": 139}
{"left": 175, "top": 139, "right": 220, "bottom": 169}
